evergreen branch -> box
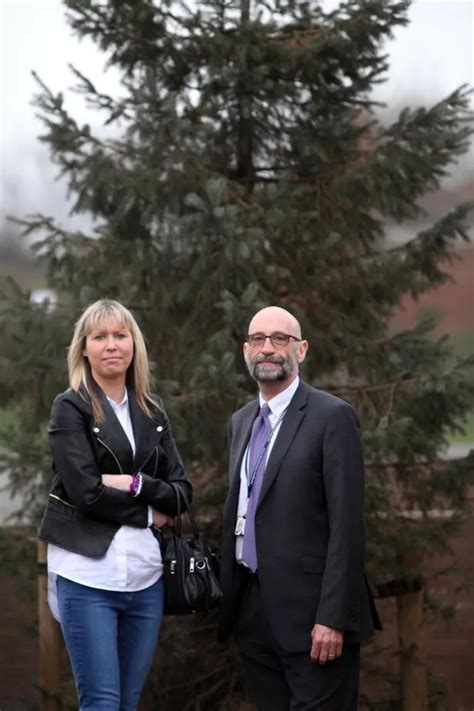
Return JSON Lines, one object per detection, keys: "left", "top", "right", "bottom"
{"left": 325, "top": 375, "right": 433, "bottom": 394}
{"left": 327, "top": 352, "right": 474, "bottom": 397}
{"left": 9, "top": 214, "right": 96, "bottom": 261}
{"left": 68, "top": 64, "right": 133, "bottom": 123}
{"left": 335, "top": 86, "right": 474, "bottom": 223}
{"left": 32, "top": 70, "right": 105, "bottom": 154}
{"left": 357, "top": 202, "right": 473, "bottom": 261}
{"left": 365, "top": 456, "right": 471, "bottom": 469}
{"left": 66, "top": 1, "right": 161, "bottom": 48}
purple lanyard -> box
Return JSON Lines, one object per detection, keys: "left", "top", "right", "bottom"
{"left": 244, "top": 409, "right": 287, "bottom": 497}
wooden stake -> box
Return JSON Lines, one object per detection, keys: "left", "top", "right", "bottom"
{"left": 38, "top": 540, "right": 62, "bottom": 710}
{"left": 397, "top": 583, "right": 428, "bottom": 711}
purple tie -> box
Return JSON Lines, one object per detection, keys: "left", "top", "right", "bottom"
{"left": 242, "top": 403, "right": 272, "bottom": 571}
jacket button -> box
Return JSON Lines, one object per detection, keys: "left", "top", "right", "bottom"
{"left": 156, "top": 426, "right": 163, "bottom": 432}
{"left": 93, "top": 427, "right": 100, "bottom": 433}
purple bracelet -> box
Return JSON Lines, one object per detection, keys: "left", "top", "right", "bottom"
{"left": 129, "top": 473, "right": 143, "bottom": 497}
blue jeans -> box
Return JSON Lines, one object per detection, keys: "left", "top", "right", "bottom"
{"left": 56, "top": 576, "right": 164, "bottom": 711}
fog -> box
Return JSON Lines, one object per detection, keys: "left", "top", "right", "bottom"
{"left": 1, "top": 0, "right": 472, "bottom": 235}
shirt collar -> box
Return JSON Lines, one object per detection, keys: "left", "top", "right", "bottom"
{"left": 259, "top": 376, "right": 300, "bottom": 417}
{"left": 106, "top": 388, "right": 129, "bottom": 409}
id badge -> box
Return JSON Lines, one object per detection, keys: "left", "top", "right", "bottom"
{"left": 234, "top": 516, "right": 246, "bottom": 536}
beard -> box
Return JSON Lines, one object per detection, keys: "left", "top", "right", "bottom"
{"left": 245, "top": 351, "right": 298, "bottom": 383}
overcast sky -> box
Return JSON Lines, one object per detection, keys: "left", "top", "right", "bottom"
{"left": 0, "top": 0, "right": 473, "bottom": 234}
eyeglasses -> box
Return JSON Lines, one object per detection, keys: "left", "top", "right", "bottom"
{"left": 246, "top": 332, "right": 302, "bottom": 348}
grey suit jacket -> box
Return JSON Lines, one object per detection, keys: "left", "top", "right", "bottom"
{"left": 218, "top": 380, "right": 381, "bottom": 652}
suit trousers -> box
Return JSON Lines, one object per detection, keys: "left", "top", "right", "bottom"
{"left": 234, "top": 569, "right": 360, "bottom": 711}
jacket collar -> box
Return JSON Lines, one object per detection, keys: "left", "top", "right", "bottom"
{"left": 81, "top": 384, "right": 164, "bottom": 473}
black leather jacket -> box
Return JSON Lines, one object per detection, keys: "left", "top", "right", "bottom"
{"left": 38, "top": 386, "right": 192, "bottom": 558}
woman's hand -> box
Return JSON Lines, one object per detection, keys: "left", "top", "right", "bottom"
{"left": 152, "top": 509, "right": 175, "bottom": 528}
{"left": 102, "top": 474, "right": 132, "bottom": 492}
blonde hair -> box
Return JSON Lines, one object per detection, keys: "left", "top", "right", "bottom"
{"left": 68, "top": 299, "right": 157, "bottom": 422}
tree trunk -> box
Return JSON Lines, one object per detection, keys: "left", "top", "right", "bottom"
{"left": 236, "top": 0, "right": 255, "bottom": 190}
{"left": 38, "top": 540, "right": 62, "bottom": 711}
{"left": 396, "top": 559, "right": 428, "bottom": 711}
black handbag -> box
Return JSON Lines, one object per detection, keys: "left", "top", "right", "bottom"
{"left": 159, "top": 483, "right": 222, "bottom": 615}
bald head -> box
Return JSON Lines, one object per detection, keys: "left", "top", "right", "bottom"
{"left": 248, "top": 306, "right": 302, "bottom": 340}
{"left": 244, "top": 306, "right": 308, "bottom": 395}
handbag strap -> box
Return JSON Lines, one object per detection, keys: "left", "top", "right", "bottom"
{"left": 169, "top": 481, "right": 200, "bottom": 540}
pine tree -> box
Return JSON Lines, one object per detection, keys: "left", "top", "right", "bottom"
{"left": 1, "top": 1, "right": 473, "bottom": 707}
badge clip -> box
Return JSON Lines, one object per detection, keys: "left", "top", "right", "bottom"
{"left": 234, "top": 516, "right": 246, "bottom": 536}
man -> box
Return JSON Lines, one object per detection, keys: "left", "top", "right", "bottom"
{"left": 218, "top": 306, "right": 381, "bottom": 710}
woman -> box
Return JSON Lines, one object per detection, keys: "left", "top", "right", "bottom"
{"left": 39, "top": 299, "right": 191, "bottom": 710}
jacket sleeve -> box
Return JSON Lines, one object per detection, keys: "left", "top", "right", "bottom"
{"left": 48, "top": 395, "right": 148, "bottom": 528}
{"left": 138, "top": 411, "right": 192, "bottom": 516}
{"left": 315, "top": 403, "right": 366, "bottom": 632}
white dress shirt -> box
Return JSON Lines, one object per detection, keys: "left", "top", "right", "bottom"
{"left": 47, "top": 390, "right": 162, "bottom": 619}
{"left": 235, "top": 377, "right": 300, "bottom": 562}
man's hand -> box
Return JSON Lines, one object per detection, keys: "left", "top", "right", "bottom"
{"left": 102, "top": 474, "right": 132, "bottom": 491}
{"left": 310, "top": 624, "right": 343, "bottom": 664}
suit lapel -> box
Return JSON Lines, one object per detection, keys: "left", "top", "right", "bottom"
{"left": 257, "top": 381, "right": 309, "bottom": 507}
{"left": 231, "top": 401, "right": 259, "bottom": 480}
{"left": 224, "top": 401, "right": 259, "bottom": 521}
